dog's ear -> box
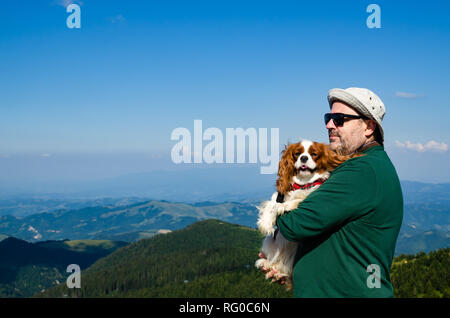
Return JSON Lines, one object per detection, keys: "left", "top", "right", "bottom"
{"left": 276, "top": 143, "right": 296, "bottom": 194}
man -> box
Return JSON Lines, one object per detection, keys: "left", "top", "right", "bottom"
{"left": 260, "top": 87, "right": 403, "bottom": 297}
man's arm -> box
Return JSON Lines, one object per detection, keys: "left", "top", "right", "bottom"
{"left": 276, "top": 159, "right": 377, "bottom": 242}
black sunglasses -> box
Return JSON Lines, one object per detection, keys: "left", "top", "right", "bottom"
{"left": 324, "top": 113, "right": 367, "bottom": 127}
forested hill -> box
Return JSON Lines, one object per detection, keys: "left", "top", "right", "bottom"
{"left": 391, "top": 248, "right": 450, "bottom": 297}
{"left": 39, "top": 219, "right": 291, "bottom": 298}
{"left": 38, "top": 219, "right": 449, "bottom": 298}
{"left": 0, "top": 238, "right": 127, "bottom": 297}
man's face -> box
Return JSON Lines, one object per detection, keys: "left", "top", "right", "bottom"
{"left": 326, "top": 102, "right": 368, "bottom": 154}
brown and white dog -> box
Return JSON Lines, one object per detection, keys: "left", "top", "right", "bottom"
{"left": 255, "top": 140, "right": 360, "bottom": 290}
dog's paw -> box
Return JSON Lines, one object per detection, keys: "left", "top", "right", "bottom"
{"left": 282, "top": 199, "right": 301, "bottom": 212}
{"left": 273, "top": 271, "right": 288, "bottom": 280}
{"left": 257, "top": 213, "right": 277, "bottom": 236}
{"left": 255, "top": 258, "right": 270, "bottom": 270}
{"left": 275, "top": 202, "right": 286, "bottom": 214}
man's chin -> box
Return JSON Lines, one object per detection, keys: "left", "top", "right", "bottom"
{"left": 329, "top": 141, "right": 350, "bottom": 155}
{"left": 328, "top": 139, "right": 340, "bottom": 150}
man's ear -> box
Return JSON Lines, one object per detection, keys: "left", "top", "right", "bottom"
{"left": 364, "top": 119, "right": 377, "bottom": 138}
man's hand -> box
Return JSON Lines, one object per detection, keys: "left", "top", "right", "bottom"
{"left": 258, "top": 252, "right": 286, "bottom": 285}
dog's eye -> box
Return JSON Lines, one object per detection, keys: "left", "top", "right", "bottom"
{"left": 295, "top": 152, "right": 301, "bottom": 156}
{"left": 311, "top": 153, "right": 318, "bottom": 157}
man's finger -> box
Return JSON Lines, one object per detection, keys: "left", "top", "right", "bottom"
{"left": 267, "top": 269, "right": 278, "bottom": 278}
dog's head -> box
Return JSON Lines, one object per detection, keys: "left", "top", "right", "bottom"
{"left": 276, "top": 140, "right": 361, "bottom": 194}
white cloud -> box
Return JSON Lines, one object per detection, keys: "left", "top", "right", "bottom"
{"left": 395, "top": 140, "right": 448, "bottom": 152}
{"left": 40, "top": 153, "right": 52, "bottom": 158}
{"left": 395, "top": 91, "right": 425, "bottom": 99}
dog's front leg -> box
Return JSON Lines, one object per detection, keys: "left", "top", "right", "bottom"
{"left": 283, "top": 199, "right": 303, "bottom": 212}
{"left": 257, "top": 200, "right": 284, "bottom": 235}
{"left": 278, "top": 199, "right": 302, "bottom": 213}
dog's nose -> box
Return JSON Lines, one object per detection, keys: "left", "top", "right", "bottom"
{"left": 300, "top": 155, "right": 308, "bottom": 163}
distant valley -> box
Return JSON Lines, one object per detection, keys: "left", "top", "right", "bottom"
{"left": 0, "top": 180, "right": 448, "bottom": 256}
{"left": 0, "top": 197, "right": 151, "bottom": 218}
{"left": 0, "top": 200, "right": 257, "bottom": 242}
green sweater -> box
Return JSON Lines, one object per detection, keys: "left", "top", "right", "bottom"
{"left": 276, "top": 144, "right": 403, "bottom": 298}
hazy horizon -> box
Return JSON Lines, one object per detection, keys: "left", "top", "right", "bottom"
{"left": 1, "top": 0, "right": 449, "bottom": 192}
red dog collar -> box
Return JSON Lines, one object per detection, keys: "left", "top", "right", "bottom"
{"left": 291, "top": 179, "right": 326, "bottom": 191}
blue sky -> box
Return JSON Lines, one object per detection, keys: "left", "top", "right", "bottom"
{"left": 0, "top": 0, "right": 449, "bottom": 185}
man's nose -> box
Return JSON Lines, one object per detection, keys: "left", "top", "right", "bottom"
{"left": 326, "top": 118, "right": 336, "bottom": 129}
{"left": 300, "top": 155, "right": 308, "bottom": 163}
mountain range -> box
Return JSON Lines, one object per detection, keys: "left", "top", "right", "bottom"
{"left": 0, "top": 200, "right": 257, "bottom": 242}
{"left": 0, "top": 180, "right": 448, "bottom": 256}
{"left": 0, "top": 197, "right": 148, "bottom": 218}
